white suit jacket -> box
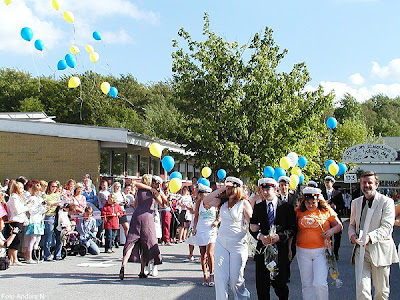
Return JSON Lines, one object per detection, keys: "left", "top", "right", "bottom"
{"left": 348, "top": 192, "right": 399, "bottom": 267}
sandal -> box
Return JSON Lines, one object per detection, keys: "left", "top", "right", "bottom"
{"left": 202, "top": 273, "right": 208, "bottom": 286}
{"left": 119, "top": 267, "right": 124, "bottom": 280}
{"left": 208, "top": 273, "right": 215, "bottom": 287}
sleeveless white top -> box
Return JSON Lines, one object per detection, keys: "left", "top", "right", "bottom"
{"left": 217, "top": 200, "right": 247, "bottom": 244}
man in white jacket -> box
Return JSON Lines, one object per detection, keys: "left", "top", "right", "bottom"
{"left": 348, "top": 171, "right": 399, "bottom": 300}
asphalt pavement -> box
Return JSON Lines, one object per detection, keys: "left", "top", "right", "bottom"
{"left": 1, "top": 220, "right": 400, "bottom": 300}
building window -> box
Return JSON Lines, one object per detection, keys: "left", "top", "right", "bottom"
{"left": 179, "top": 163, "right": 187, "bottom": 179}
{"left": 112, "top": 152, "right": 124, "bottom": 176}
{"left": 100, "top": 150, "right": 111, "bottom": 175}
{"left": 150, "top": 158, "right": 160, "bottom": 175}
{"left": 187, "top": 164, "right": 194, "bottom": 180}
{"left": 139, "top": 156, "right": 149, "bottom": 175}
{"left": 194, "top": 167, "right": 200, "bottom": 179}
{"left": 127, "top": 154, "right": 138, "bottom": 176}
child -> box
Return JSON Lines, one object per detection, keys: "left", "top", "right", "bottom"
{"left": 53, "top": 203, "right": 77, "bottom": 260}
{"left": 0, "top": 217, "right": 19, "bottom": 270}
{"left": 101, "top": 193, "right": 123, "bottom": 253}
{"left": 77, "top": 207, "right": 100, "bottom": 255}
{"left": 25, "top": 183, "right": 47, "bottom": 264}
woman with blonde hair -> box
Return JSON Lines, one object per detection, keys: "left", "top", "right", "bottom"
{"left": 6, "top": 182, "right": 30, "bottom": 265}
{"left": 203, "top": 177, "right": 253, "bottom": 300}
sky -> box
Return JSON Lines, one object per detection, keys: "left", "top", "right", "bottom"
{"left": 1, "top": 0, "right": 400, "bottom": 103}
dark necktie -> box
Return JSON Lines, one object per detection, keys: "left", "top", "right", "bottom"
{"left": 267, "top": 202, "right": 274, "bottom": 228}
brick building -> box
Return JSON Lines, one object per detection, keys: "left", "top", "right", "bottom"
{"left": 0, "top": 112, "right": 197, "bottom": 187}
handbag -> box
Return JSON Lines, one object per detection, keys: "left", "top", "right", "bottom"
{"left": 0, "top": 257, "right": 10, "bottom": 270}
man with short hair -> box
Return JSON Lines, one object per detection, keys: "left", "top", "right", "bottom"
{"left": 250, "top": 178, "right": 296, "bottom": 300}
{"left": 277, "top": 176, "right": 297, "bottom": 207}
{"left": 348, "top": 171, "right": 399, "bottom": 300}
{"left": 322, "top": 176, "right": 344, "bottom": 260}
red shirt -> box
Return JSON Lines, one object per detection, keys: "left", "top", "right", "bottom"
{"left": 101, "top": 203, "right": 123, "bottom": 230}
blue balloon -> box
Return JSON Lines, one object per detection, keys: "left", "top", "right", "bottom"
{"left": 298, "top": 156, "right": 307, "bottom": 168}
{"left": 326, "top": 117, "right": 338, "bottom": 130}
{"left": 57, "top": 59, "right": 67, "bottom": 70}
{"left": 65, "top": 54, "right": 76, "bottom": 68}
{"left": 337, "top": 163, "right": 347, "bottom": 176}
{"left": 161, "top": 156, "right": 175, "bottom": 172}
{"left": 109, "top": 87, "right": 118, "bottom": 98}
{"left": 273, "top": 167, "right": 286, "bottom": 181}
{"left": 198, "top": 177, "right": 210, "bottom": 187}
{"left": 169, "top": 171, "right": 182, "bottom": 180}
{"left": 93, "top": 31, "right": 102, "bottom": 41}
{"left": 299, "top": 174, "right": 305, "bottom": 185}
{"left": 263, "top": 166, "right": 275, "bottom": 178}
{"left": 21, "top": 27, "right": 33, "bottom": 42}
{"left": 325, "top": 159, "right": 335, "bottom": 170}
{"left": 217, "top": 169, "right": 226, "bottom": 180}
{"left": 34, "top": 39, "right": 44, "bottom": 51}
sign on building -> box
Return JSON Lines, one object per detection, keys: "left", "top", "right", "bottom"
{"left": 344, "top": 173, "right": 358, "bottom": 183}
{"left": 342, "top": 144, "right": 398, "bottom": 163}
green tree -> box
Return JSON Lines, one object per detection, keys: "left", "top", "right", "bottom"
{"left": 172, "top": 13, "right": 334, "bottom": 182}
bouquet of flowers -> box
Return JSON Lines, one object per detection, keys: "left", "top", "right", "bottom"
{"left": 325, "top": 239, "right": 343, "bottom": 288}
{"left": 264, "top": 225, "right": 279, "bottom": 280}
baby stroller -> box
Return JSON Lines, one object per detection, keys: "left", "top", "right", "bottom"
{"left": 62, "top": 229, "right": 88, "bottom": 257}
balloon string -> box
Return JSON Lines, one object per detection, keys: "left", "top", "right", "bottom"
{"left": 89, "top": 64, "right": 97, "bottom": 94}
{"left": 79, "top": 83, "right": 84, "bottom": 121}
{"left": 30, "top": 45, "right": 41, "bottom": 93}
{"left": 101, "top": 40, "right": 112, "bottom": 73}
{"left": 41, "top": 51, "right": 55, "bottom": 74}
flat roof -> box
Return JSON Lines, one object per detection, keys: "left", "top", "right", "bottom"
{"left": 0, "top": 118, "right": 192, "bottom": 155}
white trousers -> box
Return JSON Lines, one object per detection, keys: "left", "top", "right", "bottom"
{"left": 354, "top": 247, "right": 390, "bottom": 300}
{"left": 296, "top": 247, "right": 328, "bottom": 300}
{"left": 214, "top": 239, "right": 250, "bottom": 300}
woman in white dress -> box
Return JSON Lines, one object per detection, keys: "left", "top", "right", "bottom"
{"left": 186, "top": 183, "right": 219, "bottom": 286}
{"left": 203, "top": 176, "right": 253, "bottom": 300}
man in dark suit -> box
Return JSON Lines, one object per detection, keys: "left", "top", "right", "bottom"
{"left": 250, "top": 178, "right": 296, "bottom": 300}
{"left": 277, "top": 176, "right": 298, "bottom": 283}
{"left": 322, "top": 175, "right": 344, "bottom": 260}
{"left": 277, "top": 176, "right": 297, "bottom": 207}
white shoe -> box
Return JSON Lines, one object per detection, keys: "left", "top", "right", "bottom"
{"left": 151, "top": 265, "right": 158, "bottom": 277}
{"left": 145, "top": 264, "right": 151, "bottom": 275}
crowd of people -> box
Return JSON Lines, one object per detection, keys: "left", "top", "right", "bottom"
{"left": 0, "top": 171, "right": 399, "bottom": 300}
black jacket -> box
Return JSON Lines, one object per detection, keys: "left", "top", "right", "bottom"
{"left": 250, "top": 199, "right": 296, "bottom": 252}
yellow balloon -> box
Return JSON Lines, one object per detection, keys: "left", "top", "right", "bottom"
{"left": 289, "top": 174, "right": 299, "bottom": 190}
{"left": 201, "top": 167, "right": 212, "bottom": 179}
{"left": 100, "top": 82, "right": 111, "bottom": 95}
{"left": 4, "top": 0, "right": 12, "bottom": 5}
{"left": 292, "top": 166, "right": 302, "bottom": 177}
{"left": 70, "top": 45, "right": 80, "bottom": 54}
{"left": 280, "top": 157, "right": 291, "bottom": 170}
{"left": 52, "top": 0, "right": 60, "bottom": 10}
{"left": 149, "top": 143, "right": 163, "bottom": 158}
{"left": 89, "top": 52, "right": 99, "bottom": 63}
{"left": 63, "top": 11, "right": 74, "bottom": 24}
{"left": 85, "top": 44, "right": 94, "bottom": 54}
{"left": 328, "top": 163, "right": 339, "bottom": 176}
{"left": 169, "top": 178, "right": 182, "bottom": 194}
{"left": 68, "top": 76, "right": 80, "bottom": 89}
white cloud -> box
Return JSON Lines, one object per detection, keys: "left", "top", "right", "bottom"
{"left": 102, "top": 29, "right": 133, "bottom": 44}
{"left": 0, "top": 1, "right": 63, "bottom": 54}
{"left": 349, "top": 73, "right": 365, "bottom": 85}
{"left": 371, "top": 59, "right": 400, "bottom": 81}
{"left": 0, "top": 0, "right": 158, "bottom": 54}
{"left": 304, "top": 81, "right": 400, "bottom": 103}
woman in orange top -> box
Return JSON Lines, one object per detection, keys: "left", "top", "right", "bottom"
{"left": 295, "top": 187, "right": 342, "bottom": 300}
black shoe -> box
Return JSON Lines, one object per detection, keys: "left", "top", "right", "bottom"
{"left": 119, "top": 267, "right": 124, "bottom": 280}
{"left": 335, "top": 254, "right": 339, "bottom": 261}
{"left": 115, "top": 242, "right": 120, "bottom": 249}
{"left": 138, "top": 272, "right": 148, "bottom": 278}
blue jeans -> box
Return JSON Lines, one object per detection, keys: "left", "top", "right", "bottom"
{"left": 81, "top": 238, "right": 100, "bottom": 255}
{"left": 42, "top": 215, "right": 62, "bottom": 260}
{"left": 105, "top": 229, "right": 116, "bottom": 251}
{"left": 42, "top": 215, "right": 55, "bottom": 260}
